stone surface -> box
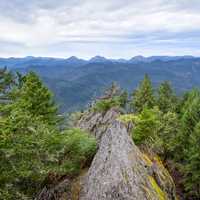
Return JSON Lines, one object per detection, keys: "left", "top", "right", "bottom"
{"left": 78, "top": 109, "right": 177, "bottom": 200}
{"left": 77, "top": 108, "right": 120, "bottom": 144}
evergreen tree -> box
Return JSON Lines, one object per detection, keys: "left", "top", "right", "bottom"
{"left": 0, "top": 71, "right": 96, "bottom": 198}
{"left": 155, "top": 112, "right": 180, "bottom": 158}
{"left": 132, "top": 107, "right": 161, "bottom": 145}
{"left": 156, "top": 81, "right": 177, "bottom": 113}
{"left": 16, "top": 71, "right": 59, "bottom": 126}
{"left": 183, "top": 121, "right": 200, "bottom": 198}
{"left": 180, "top": 90, "right": 200, "bottom": 150}
{"left": 132, "top": 74, "right": 155, "bottom": 113}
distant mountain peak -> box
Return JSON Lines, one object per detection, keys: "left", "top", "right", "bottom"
{"left": 89, "top": 56, "right": 110, "bottom": 63}
{"left": 129, "top": 55, "right": 146, "bottom": 62}
{"left": 66, "top": 56, "right": 80, "bottom": 61}
{"left": 65, "top": 56, "right": 86, "bottom": 65}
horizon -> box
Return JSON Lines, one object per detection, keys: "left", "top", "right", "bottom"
{"left": 1, "top": 0, "right": 200, "bottom": 58}
{"left": 0, "top": 54, "right": 198, "bottom": 60}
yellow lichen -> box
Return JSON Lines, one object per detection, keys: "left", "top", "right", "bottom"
{"left": 142, "top": 153, "right": 153, "bottom": 166}
{"left": 117, "top": 114, "right": 136, "bottom": 124}
{"left": 154, "top": 156, "right": 163, "bottom": 167}
{"left": 148, "top": 176, "right": 167, "bottom": 200}
{"left": 153, "top": 156, "right": 173, "bottom": 183}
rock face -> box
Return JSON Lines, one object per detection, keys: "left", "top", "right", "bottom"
{"left": 37, "top": 108, "right": 177, "bottom": 200}
{"left": 78, "top": 108, "right": 176, "bottom": 200}
{"left": 77, "top": 108, "right": 120, "bottom": 144}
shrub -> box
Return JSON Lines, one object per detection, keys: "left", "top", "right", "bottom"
{"left": 93, "top": 97, "right": 121, "bottom": 112}
{"left": 0, "top": 126, "right": 96, "bottom": 198}
{"left": 131, "top": 107, "right": 161, "bottom": 145}
{"left": 53, "top": 128, "right": 97, "bottom": 175}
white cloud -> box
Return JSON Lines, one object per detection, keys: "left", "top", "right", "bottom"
{"left": 0, "top": 0, "right": 200, "bottom": 57}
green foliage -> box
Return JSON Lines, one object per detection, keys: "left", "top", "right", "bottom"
{"left": 156, "top": 81, "right": 178, "bottom": 113}
{"left": 132, "top": 107, "right": 161, "bottom": 145}
{"left": 118, "top": 114, "right": 136, "bottom": 124}
{"left": 108, "top": 80, "right": 200, "bottom": 198}
{"left": 0, "top": 124, "right": 96, "bottom": 198}
{"left": 64, "top": 111, "right": 83, "bottom": 128}
{"left": 56, "top": 128, "right": 97, "bottom": 175}
{"left": 1, "top": 68, "right": 200, "bottom": 199}
{"left": 16, "top": 71, "right": 60, "bottom": 126}
{"left": 93, "top": 82, "right": 128, "bottom": 112}
{"left": 119, "top": 90, "right": 128, "bottom": 108}
{"left": 0, "top": 70, "right": 96, "bottom": 199}
{"left": 153, "top": 112, "right": 180, "bottom": 158}
{"left": 0, "top": 67, "right": 15, "bottom": 96}
{"left": 183, "top": 122, "right": 200, "bottom": 197}
{"left": 93, "top": 97, "right": 121, "bottom": 112}
{"left": 132, "top": 74, "right": 155, "bottom": 113}
{"left": 176, "top": 89, "right": 200, "bottom": 158}
{"left": 173, "top": 89, "right": 200, "bottom": 198}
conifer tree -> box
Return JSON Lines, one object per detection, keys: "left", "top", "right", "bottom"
{"left": 0, "top": 71, "right": 96, "bottom": 198}
{"left": 16, "top": 71, "right": 59, "bottom": 126}
{"left": 132, "top": 74, "right": 155, "bottom": 113}
{"left": 184, "top": 122, "right": 200, "bottom": 198}
{"left": 157, "top": 81, "right": 177, "bottom": 113}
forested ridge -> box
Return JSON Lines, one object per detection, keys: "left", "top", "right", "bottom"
{"left": 2, "top": 56, "right": 200, "bottom": 112}
{"left": 0, "top": 68, "right": 199, "bottom": 199}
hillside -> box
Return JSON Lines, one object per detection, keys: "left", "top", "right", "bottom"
{"left": 1, "top": 56, "right": 200, "bottom": 112}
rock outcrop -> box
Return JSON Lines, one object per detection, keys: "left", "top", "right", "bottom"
{"left": 37, "top": 108, "right": 177, "bottom": 200}
{"left": 78, "top": 108, "right": 176, "bottom": 200}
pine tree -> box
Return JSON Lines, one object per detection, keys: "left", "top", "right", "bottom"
{"left": 0, "top": 71, "right": 96, "bottom": 198}
{"left": 156, "top": 81, "right": 177, "bottom": 113}
{"left": 132, "top": 74, "right": 155, "bottom": 113}
{"left": 184, "top": 122, "right": 200, "bottom": 198}
{"left": 156, "top": 112, "right": 180, "bottom": 158}
{"left": 16, "top": 71, "right": 59, "bottom": 126}
{"left": 180, "top": 90, "right": 200, "bottom": 147}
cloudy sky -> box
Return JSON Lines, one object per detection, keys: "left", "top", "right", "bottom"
{"left": 0, "top": 0, "right": 200, "bottom": 58}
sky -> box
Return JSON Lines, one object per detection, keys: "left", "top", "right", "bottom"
{"left": 0, "top": 0, "right": 200, "bottom": 58}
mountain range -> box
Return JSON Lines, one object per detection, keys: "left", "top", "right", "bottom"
{"left": 1, "top": 55, "right": 200, "bottom": 112}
